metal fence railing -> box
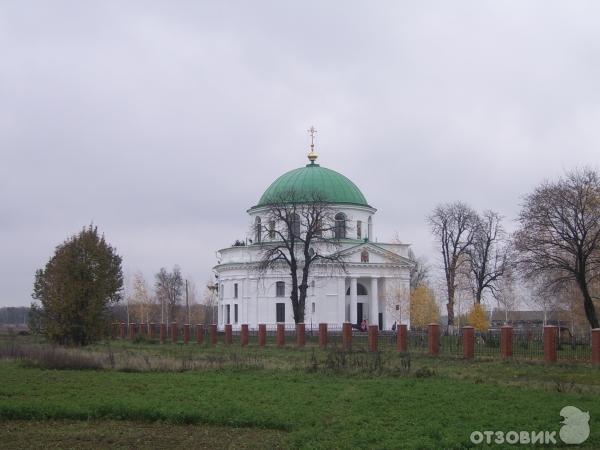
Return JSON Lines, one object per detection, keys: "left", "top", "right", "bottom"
{"left": 110, "top": 323, "right": 597, "bottom": 364}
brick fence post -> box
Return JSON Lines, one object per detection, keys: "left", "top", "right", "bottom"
{"left": 241, "top": 324, "right": 249, "bottom": 347}
{"left": 258, "top": 324, "right": 266, "bottom": 347}
{"left": 463, "top": 326, "right": 474, "bottom": 359}
{"left": 196, "top": 324, "right": 204, "bottom": 344}
{"left": 119, "top": 322, "right": 126, "bottom": 339}
{"left": 296, "top": 323, "right": 305, "bottom": 347}
{"left": 139, "top": 323, "right": 146, "bottom": 337}
{"left": 183, "top": 324, "right": 190, "bottom": 345}
{"left": 544, "top": 325, "right": 558, "bottom": 363}
{"left": 276, "top": 323, "right": 285, "bottom": 347}
{"left": 428, "top": 323, "right": 440, "bottom": 356}
{"left": 210, "top": 323, "right": 217, "bottom": 345}
{"left": 397, "top": 324, "right": 407, "bottom": 352}
{"left": 592, "top": 329, "right": 600, "bottom": 365}
{"left": 224, "top": 324, "right": 232, "bottom": 345}
{"left": 368, "top": 325, "right": 378, "bottom": 352}
{"left": 171, "top": 322, "right": 178, "bottom": 344}
{"left": 160, "top": 323, "right": 166, "bottom": 344}
{"left": 128, "top": 323, "right": 136, "bottom": 340}
{"left": 342, "top": 322, "right": 352, "bottom": 350}
{"left": 319, "top": 323, "right": 328, "bottom": 348}
{"left": 149, "top": 323, "right": 155, "bottom": 340}
{"left": 501, "top": 326, "right": 513, "bottom": 358}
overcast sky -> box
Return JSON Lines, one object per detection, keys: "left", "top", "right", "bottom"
{"left": 1, "top": 1, "right": 599, "bottom": 307}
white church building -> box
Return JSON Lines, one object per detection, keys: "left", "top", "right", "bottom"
{"left": 214, "top": 138, "right": 413, "bottom": 331}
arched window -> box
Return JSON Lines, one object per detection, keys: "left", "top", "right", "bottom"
{"left": 357, "top": 220, "right": 362, "bottom": 239}
{"left": 254, "top": 217, "right": 261, "bottom": 243}
{"left": 334, "top": 213, "right": 346, "bottom": 239}
{"left": 290, "top": 213, "right": 301, "bottom": 239}
{"left": 367, "top": 216, "right": 373, "bottom": 241}
{"left": 346, "top": 283, "right": 368, "bottom": 296}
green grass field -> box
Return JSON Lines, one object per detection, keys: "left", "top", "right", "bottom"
{"left": 1, "top": 337, "right": 599, "bottom": 448}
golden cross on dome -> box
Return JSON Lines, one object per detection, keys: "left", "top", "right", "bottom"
{"left": 307, "top": 126, "right": 318, "bottom": 163}
{"left": 308, "top": 126, "right": 317, "bottom": 149}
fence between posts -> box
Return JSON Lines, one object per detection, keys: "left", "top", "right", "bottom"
{"left": 111, "top": 322, "right": 600, "bottom": 365}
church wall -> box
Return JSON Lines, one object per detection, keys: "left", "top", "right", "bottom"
{"left": 215, "top": 246, "right": 413, "bottom": 330}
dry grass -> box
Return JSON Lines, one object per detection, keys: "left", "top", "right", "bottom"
{"left": 0, "top": 340, "right": 266, "bottom": 372}
{"left": 0, "top": 341, "right": 104, "bottom": 370}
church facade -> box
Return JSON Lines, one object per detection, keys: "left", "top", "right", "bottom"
{"left": 213, "top": 143, "right": 413, "bottom": 331}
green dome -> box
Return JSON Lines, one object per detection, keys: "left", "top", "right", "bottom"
{"left": 255, "top": 163, "right": 369, "bottom": 208}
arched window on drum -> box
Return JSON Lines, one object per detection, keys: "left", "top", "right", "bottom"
{"left": 334, "top": 213, "right": 346, "bottom": 239}
{"left": 254, "top": 217, "right": 261, "bottom": 243}
{"left": 290, "top": 213, "right": 301, "bottom": 239}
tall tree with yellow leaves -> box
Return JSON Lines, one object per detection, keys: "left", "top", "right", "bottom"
{"left": 410, "top": 285, "right": 439, "bottom": 329}
{"left": 468, "top": 303, "right": 489, "bottom": 331}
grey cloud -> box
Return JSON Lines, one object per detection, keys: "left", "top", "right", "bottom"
{"left": 1, "top": 1, "right": 599, "bottom": 305}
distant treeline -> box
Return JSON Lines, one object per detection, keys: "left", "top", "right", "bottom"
{"left": 0, "top": 304, "right": 219, "bottom": 329}
{"left": 0, "top": 307, "right": 29, "bottom": 325}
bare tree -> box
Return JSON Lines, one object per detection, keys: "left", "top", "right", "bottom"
{"left": 408, "top": 248, "right": 429, "bottom": 292}
{"left": 514, "top": 168, "right": 600, "bottom": 328}
{"left": 129, "top": 272, "right": 154, "bottom": 323}
{"left": 454, "top": 253, "right": 474, "bottom": 328}
{"left": 560, "top": 281, "right": 593, "bottom": 335}
{"left": 468, "top": 210, "right": 509, "bottom": 304}
{"left": 202, "top": 281, "right": 218, "bottom": 324}
{"left": 525, "top": 274, "right": 564, "bottom": 326}
{"left": 257, "top": 190, "right": 347, "bottom": 324}
{"left": 493, "top": 268, "right": 517, "bottom": 324}
{"left": 428, "top": 202, "right": 477, "bottom": 329}
{"left": 154, "top": 266, "right": 183, "bottom": 324}
{"left": 382, "top": 281, "right": 410, "bottom": 328}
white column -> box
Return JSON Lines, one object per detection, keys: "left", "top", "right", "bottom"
{"left": 370, "top": 277, "right": 379, "bottom": 329}
{"left": 337, "top": 277, "right": 346, "bottom": 324}
{"left": 350, "top": 277, "right": 358, "bottom": 324}
{"left": 381, "top": 278, "right": 389, "bottom": 330}
{"left": 254, "top": 279, "right": 260, "bottom": 328}
{"left": 241, "top": 280, "right": 246, "bottom": 324}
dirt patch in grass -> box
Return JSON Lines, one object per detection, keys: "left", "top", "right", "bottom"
{"left": 0, "top": 420, "right": 285, "bottom": 449}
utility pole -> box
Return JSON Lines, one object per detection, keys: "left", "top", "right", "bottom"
{"left": 185, "top": 279, "right": 190, "bottom": 325}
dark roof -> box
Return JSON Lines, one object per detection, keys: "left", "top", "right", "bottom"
{"left": 490, "top": 310, "right": 568, "bottom": 322}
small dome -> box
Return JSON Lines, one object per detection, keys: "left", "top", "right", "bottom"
{"left": 254, "top": 163, "right": 370, "bottom": 208}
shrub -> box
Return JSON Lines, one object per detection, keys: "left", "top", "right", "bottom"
{"left": 414, "top": 367, "right": 436, "bottom": 378}
{"left": 468, "top": 304, "right": 489, "bottom": 331}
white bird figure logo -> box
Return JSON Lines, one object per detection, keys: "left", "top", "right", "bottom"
{"left": 560, "top": 406, "right": 590, "bottom": 445}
